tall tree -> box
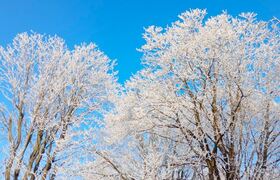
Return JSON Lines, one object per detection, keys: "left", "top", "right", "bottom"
{"left": 89, "top": 9, "right": 280, "bottom": 180}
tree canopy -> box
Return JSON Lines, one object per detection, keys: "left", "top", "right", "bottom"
{"left": 0, "top": 9, "right": 279, "bottom": 180}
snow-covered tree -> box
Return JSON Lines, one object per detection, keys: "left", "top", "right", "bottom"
{"left": 0, "top": 9, "right": 279, "bottom": 180}
{"left": 93, "top": 9, "right": 280, "bottom": 180}
{"left": 0, "top": 33, "right": 118, "bottom": 179}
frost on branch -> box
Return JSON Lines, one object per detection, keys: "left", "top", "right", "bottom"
{"left": 0, "top": 9, "right": 279, "bottom": 180}
{"left": 89, "top": 9, "right": 280, "bottom": 180}
{"left": 0, "top": 33, "right": 118, "bottom": 179}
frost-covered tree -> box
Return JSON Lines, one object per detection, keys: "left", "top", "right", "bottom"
{"left": 0, "top": 33, "right": 118, "bottom": 179}
{"left": 0, "top": 9, "right": 279, "bottom": 180}
{"left": 92, "top": 9, "right": 280, "bottom": 180}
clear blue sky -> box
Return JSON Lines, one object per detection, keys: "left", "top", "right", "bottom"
{"left": 0, "top": 0, "right": 279, "bottom": 82}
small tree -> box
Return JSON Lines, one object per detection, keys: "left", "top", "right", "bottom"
{"left": 0, "top": 33, "right": 117, "bottom": 179}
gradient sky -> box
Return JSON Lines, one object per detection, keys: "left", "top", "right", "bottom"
{"left": 0, "top": 0, "right": 279, "bottom": 82}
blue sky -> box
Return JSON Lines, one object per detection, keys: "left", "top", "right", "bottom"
{"left": 0, "top": 0, "right": 279, "bottom": 82}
